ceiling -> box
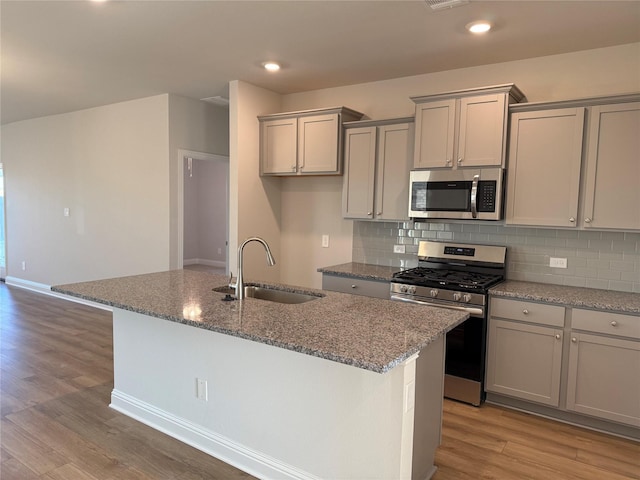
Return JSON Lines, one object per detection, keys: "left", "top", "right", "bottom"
{"left": 1, "top": 0, "right": 639, "bottom": 125}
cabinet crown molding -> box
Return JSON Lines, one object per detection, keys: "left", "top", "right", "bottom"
{"left": 410, "top": 83, "right": 526, "bottom": 104}
{"left": 258, "top": 106, "right": 364, "bottom": 121}
{"left": 343, "top": 116, "right": 414, "bottom": 128}
{"left": 510, "top": 92, "right": 640, "bottom": 112}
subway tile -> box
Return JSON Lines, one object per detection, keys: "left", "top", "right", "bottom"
{"left": 600, "top": 231, "right": 626, "bottom": 241}
{"left": 545, "top": 237, "right": 568, "bottom": 247}
{"left": 565, "top": 238, "right": 590, "bottom": 249}
{"left": 597, "top": 269, "right": 621, "bottom": 280}
{"left": 612, "top": 240, "right": 638, "bottom": 253}
{"left": 621, "top": 271, "right": 640, "bottom": 282}
{"left": 429, "top": 223, "right": 445, "bottom": 231}
{"left": 487, "top": 234, "right": 507, "bottom": 244}
{"left": 479, "top": 225, "right": 498, "bottom": 234}
{"left": 607, "top": 280, "right": 634, "bottom": 292}
{"left": 469, "top": 233, "right": 489, "bottom": 242}
{"left": 610, "top": 260, "right": 636, "bottom": 272}
{"left": 574, "top": 267, "right": 598, "bottom": 278}
{"left": 585, "top": 278, "right": 610, "bottom": 289}
{"left": 598, "top": 252, "right": 624, "bottom": 261}
{"left": 563, "top": 276, "right": 587, "bottom": 287}
{"left": 462, "top": 224, "right": 480, "bottom": 233}
{"left": 437, "top": 231, "right": 454, "bottom": 240}
{"left": 588, "top": 239, "right": 614, "bottom": 251}
{"left": 526, "top": 236, "right": 547, "bottom": 246}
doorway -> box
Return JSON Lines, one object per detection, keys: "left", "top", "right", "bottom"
{"left": 178, "top": 150, "right": 229, "bottom": 275}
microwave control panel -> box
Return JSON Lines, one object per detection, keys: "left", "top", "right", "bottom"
{"left": 477, "top": 181, "right": 496, "bottom": 212}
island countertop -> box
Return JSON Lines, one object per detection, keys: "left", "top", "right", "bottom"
{"left": 53, "top": 269, "right": 468, "bottom": 373}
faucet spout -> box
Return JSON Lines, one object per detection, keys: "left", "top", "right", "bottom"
{"left": 236, "top": 237, "right": 276, "bottom": 300}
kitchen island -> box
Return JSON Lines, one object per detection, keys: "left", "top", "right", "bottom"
{"left": 53, "top": 269, "right": 468, "bottom": 480}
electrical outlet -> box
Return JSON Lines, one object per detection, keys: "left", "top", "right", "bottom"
{"left": 21, "top": 261, "right": 26, "bottom": 271}
{"left": 322, "top": 235, "right": 329, "bottom": 248}
{"left": 549, "top": 257, "right": 568, "bottom": 269}
{"left": 393, "top": 245, "right": 406, "bottom": 254}
{"left": 63, "top": 207, "right": 70, "bottom": 217}
{"left": 196, "top": 378, "right": 208, "bottom": 401}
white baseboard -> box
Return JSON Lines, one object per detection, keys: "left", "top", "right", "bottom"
{"left": 110, "top": 390, "right": 321, "bottom": 480}
{"left": 4, "top": 276, "right": 112, "bottom": 311}
{"left": 183, "top": 258, "right": 226, "bottom": 268}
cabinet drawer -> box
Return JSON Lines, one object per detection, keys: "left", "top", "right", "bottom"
{"left": 490, "top": 298, "right": 565, "bottom": 327}
{"left": 572, "top": 309, "right": 640, "bottom": 340}
{"left": 322, "top": 274, "right": 390, "bottom": 299}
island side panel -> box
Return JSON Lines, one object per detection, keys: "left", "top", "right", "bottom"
{"left": 110, "top": 308, "right": 438, "bottom": 480}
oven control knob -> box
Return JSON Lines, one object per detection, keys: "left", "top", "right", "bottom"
{"left": 453, "top": 292, "right": 461, "bottom": 301}
{"left": 400, "top": 285, "right": 408, "bottom": 293}
{"left": 430, "top": 289, "right": 439, "bottom": 298}
{"left": 408, "top": 286, "right": 417, "bottom": 294}
{"left": 463, "top": 294, "right": 472, "bottom": 303}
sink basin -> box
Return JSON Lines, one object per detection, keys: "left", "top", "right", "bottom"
{"left": 213, "top": 285, "right": 322, "bottom": 304}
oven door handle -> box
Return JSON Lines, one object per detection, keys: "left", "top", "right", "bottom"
{"left": 470, "top": 174, "right": 479, "bottom": 219}
{"left": 390, "top": 294, "right": 484, "bottom": 317}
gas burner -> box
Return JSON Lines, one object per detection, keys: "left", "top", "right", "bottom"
{"left": 393, "top": 267, "right": 503, "bottom": 291}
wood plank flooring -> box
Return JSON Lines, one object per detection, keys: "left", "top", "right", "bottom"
{"left": 1, "top": 282, "right": 638, "bottom": 479}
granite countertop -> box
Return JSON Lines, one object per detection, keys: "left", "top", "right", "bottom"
{"left": 53, "top": 269, "right": 468, "bottom": 373}
{"left": 490, "top": 280, "right": 640, "bottom": 314}
{"left": 317, "top": 262, "right": 401, "bottom": 282}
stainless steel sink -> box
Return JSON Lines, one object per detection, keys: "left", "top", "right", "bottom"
{"left": 213, "top": 285, "right": 322, "bottom": 304}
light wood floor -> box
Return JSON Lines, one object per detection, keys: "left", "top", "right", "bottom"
{"left": 1, "top": 283, "right": 638, "bottom": 479}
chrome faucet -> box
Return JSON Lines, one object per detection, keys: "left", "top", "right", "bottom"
{"left": 236, "top": 237, "right": 276, "bottom": 300}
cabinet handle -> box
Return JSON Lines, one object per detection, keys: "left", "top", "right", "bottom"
{"left": 585, "top": 217, "right": 592, "bottom": 223}
{"left": 351, "top": 284, "right": 357, "bottom": 289}
{"left": 611, "top": 321, "right": 618, "bottom": 327}
{"left": 446, "top": 159, "right": 452, "bottom": 166}
{"left": 569, "top": 217, "right": 575, "bottom": 223}
{"left": 555, "top": 334, "right": 561, "bottom": 340}
{"left": 376, "top": 211, "right": 382, "bottom": 216}
{"left": 457, "top": 158, "right": 463, "bottom": 164}
{"left": 291, "top": 165, "right": 297, "bottom": 171}
{"left": 522, "top": 309, "right": 529, "bottom": 315}
{"left": 367, "top": 212, "right": 372, "bottom": 216}
{"left": 572, "top": 337, "right": 577, "bottom": 343}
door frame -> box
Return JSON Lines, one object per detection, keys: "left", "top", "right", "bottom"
{"left": 177, "top": 149, "right": 230, "bottom": 273}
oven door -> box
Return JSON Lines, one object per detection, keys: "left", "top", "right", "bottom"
{"left": 408, "top": 168, "right": 503, "bottom": 220}
{"left": 391, "top": 294, "right": 487, "bottom": 406}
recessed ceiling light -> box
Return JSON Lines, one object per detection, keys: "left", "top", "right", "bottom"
{"left": 263, "top": 62, "right": 281, "bottom": 72}
{"left": 466, "top": 21, "right": 492, "bottom": 34}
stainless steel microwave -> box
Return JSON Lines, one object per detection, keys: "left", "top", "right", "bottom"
{"left": 409, "top": 168, "right": 504, "bottom": 220}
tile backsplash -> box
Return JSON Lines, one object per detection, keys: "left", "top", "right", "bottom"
{"left": 353, "top": 221, "right": 640, "bottom": 293}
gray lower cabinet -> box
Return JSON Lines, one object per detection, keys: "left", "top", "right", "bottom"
{"left": 488, "top": 297, "right": 640, "bottom": 431}
{"left": 486, "top": 298, "right": 564, "bottom": 406}
{"left": 566, "top": 309, "right": 640, "bottom": 427}
{"left": 321, "top": 274, "right": 390, "bottom": 299}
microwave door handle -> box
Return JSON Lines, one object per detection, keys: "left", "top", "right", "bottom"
{"left": 470, "top": 174, "right": 479, "bottom": 219}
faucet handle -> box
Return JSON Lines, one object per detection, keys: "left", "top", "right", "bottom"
{"left": 228, "top": 272, "right": 237, "bottom": 289}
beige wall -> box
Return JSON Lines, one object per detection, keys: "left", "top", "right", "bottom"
{"left": 2, "top": 95, "right": 171, "bottom": 285}
{"left": 229, "top": 81, "right": 283, "bottom": 283}
{"left": 2, "top": 93, "right": 229, "bottom": 287}
{"left": 275, "top": 43, "right": 640, "bottom": 289}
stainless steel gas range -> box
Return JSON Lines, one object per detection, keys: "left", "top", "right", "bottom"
{"left": 390, "top": 241, "right": 507, "bottom": 406}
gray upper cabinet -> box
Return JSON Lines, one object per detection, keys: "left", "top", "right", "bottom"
{"left": 411, "top": 84, "right": 525, "bottom": 169}
{"left": 342, "top": 118, "right": 414, "bottom": 221}
{"left": 506, "top": 94, "right": 640, "bottom": 231}
{"left": 259, "top": 107, "right": 364, "bottom": 176}
{"left": 506, "top": 108, "right": 585, "bottom": 227}
{"left": 582, "top": 102, "right": 640, "bottom": 230}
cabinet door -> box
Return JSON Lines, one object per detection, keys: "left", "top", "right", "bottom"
{"left": 457, "top": 94, "right": 506, "bottom": 167}
{"left": 342, "top": 127, "right": 376, "bottom": 219}
{"left": 375, "top": 123, "right": 413, "bottom": 221}
{"left": 260, "top": 118, "right": 297, "bottom": 175}
{"left": 567, "top": 332, "right": 640, "bottom": 427}
{"left": 413, "top": 99, "right": 455, "bottom": 169}
{"left": 583, "top": 102, "right": 640, "bottom": 230}
{"left": 506, "top": 108, "right": 584, "bottom": 227}
{"left": 298, "top": 114, "right": 340, "bottom": 174}
{"left": 486, "top": 319, "right": 563, "bottom": 406}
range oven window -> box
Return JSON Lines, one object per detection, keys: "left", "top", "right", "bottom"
{"left": 411, "top": 181, "right": 471, "bottom": 212}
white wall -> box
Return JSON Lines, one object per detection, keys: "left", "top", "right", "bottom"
{"left": 2, "top": 93, "right": 229, "bottom": 287}
{"left": 2, "top": 95, "right": 171, "bottom": 286}
{"left": 229, "top": 81, "right": 282, "bottom": 283}
{"left": 274, "top": 43, "right": 640, "bottom": 288}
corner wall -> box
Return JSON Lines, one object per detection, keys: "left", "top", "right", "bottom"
{"left": 2, "top": 95, "right": 171, "bottom": 286}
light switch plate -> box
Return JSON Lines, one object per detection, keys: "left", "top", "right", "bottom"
{"left": 393, "top": 245, "right": 406, "bottom": 254}
{"left": 321, "top": 235, "right": 329, "bottom": 248}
